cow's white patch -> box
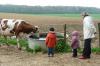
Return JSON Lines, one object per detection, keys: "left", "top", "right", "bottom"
{"left": 15, "top": 20, "right": 24, "bottom": 28}
{"left": 1, "top": 19, "right": 25, "bottom": 31}
{"left": 6, "top": 19, "right": 15, "bottom": 30}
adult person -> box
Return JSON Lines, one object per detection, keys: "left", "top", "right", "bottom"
{"left": 79, "top": 12, "right": 96, "bottom": 59}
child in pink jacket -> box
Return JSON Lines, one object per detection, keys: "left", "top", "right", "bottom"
{"left": 71, "top": 31, "right": 79, "bottom": 57}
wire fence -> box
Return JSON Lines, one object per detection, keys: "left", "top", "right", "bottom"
{"left": 38, "top": 24, "right": 99, "bottom": 48}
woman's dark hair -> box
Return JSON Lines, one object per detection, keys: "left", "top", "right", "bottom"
{"left": 81, "top": 12, "right": 89, "bottom": 18}
{"left": 49, "top": 27, "right": 55, "bottom": 31}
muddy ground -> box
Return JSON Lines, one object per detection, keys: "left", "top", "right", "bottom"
{"left": 0, "top": 45, "right": 100, "bottom": 66}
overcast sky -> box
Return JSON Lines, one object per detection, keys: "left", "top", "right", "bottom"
{"left": 0, "top": 0, "right": 100, "bottom": 8}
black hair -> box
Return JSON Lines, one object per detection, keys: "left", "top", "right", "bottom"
{"left": 82, "top": 12, "right": 89, "bottom": 18}
{"left": 49, "top": 27, "right": 55, "bottom": 31}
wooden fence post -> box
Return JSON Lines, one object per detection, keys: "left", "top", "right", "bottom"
{"left": 98, "top": 23, "right": 100, "bottom": 48}
{"left": 64, "top": 24, "right": 66, "bottom": 44}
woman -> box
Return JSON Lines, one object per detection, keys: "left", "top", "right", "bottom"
{"left": 79, "top": 12, "right": 96, "bottom": 59}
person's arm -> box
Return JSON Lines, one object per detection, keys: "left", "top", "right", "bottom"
{"left": 89, "top": 17, "right": 96, "bottom": 34}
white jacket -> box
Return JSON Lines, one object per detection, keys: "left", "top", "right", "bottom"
{"left": 83, "top": 16, "right": 96, "bottom": 39}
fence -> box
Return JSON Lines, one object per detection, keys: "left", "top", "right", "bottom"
{"left": 38, "top": 24, "right": 99, "bottom": 48}
{"left": 38, "top": 24, "right": 82, "bottom": 33}
{"left": 98, "top": 23, "right": 100, "bottom": 47}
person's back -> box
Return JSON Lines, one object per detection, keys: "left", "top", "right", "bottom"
{"left": 46, "top": 31, "right": 56, "bottom": 48}
{"left": 83, "top": 15, "right": 96, "bottom": 39}
{"left": 45, "top": 27, "right": 56, "bottom": 57}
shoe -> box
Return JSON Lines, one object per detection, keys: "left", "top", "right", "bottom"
{"left": 72, "top": 56, "right": 77, "bottom": 58}
{"left": 87, "top": 57, "right": 90, "bottom": 59}
{"left": 79, "top": 56, "right": 87, "bottom": 59}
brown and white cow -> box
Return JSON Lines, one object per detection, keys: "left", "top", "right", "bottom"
{"left": 0, "top": 19, "right": 38, "bottom": 50}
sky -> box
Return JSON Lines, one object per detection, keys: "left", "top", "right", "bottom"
{"left": 0, "top": 0, "right": 100, "bottom": 8}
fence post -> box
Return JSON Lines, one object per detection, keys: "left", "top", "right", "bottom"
{"left": 64, "top": 24, "right": 66, "bottom": 44}
{"left": 98, "top": 23, "right": 100, "bottom": 48}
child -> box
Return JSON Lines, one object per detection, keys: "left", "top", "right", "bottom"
{"left": 45, "top": 27, "right": 57, "bottom": 57}
{"left": 71, "top": 31, "right": 79, "bottom": 57}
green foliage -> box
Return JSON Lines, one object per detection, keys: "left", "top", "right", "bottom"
{"left": 92, "top": 48, "right": 100, "bottom": 54}
{"left": 7, "top": 38, "right": 17, "bottom": 45}
{"left": 0, "top": 37, "right": 7, "bottom": 44}
{"left": 55, "top": 39, "right": 71, "bottom": 53}
{"left": 19, "top": 39, "right": 28, "bottom": 47}
{"left": 34, "top": 44, "right": 41, "bottom": 52}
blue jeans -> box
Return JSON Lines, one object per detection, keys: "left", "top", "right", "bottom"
{"left": 48, "top": 48, "right": 54, "bottom": 56}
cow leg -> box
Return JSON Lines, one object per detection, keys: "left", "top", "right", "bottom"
{"left": 16, "top": 38, "right": 21, "bottom": 50}
{"left": 4, "top": 36, "right": 9, "bottom": 46}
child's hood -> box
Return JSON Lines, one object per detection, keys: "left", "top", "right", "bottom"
{"left": 47, "top": 31, "right": 56, "bottom": 38}
{"left": 71, "top": 31, "right": 79, "bottom": 36}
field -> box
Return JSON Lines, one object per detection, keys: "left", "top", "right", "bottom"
{"left": 0, "top": 12, "right": 99, "bottom": 45}
{"left": 0, "top": 12, "right": 100, "bottom": 66}
{"left": 0, "top": 12, "right": 100, "bottom": 25}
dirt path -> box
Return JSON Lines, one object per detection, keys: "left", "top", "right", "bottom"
{"left": 0, "top": 45, "right": 100, "bottom": 66}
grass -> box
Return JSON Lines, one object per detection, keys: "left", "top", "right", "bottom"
{"left": 0, "top": 12, "right": 100, "bottom": 20}
{"left": 92, "top": 48, "right": 100, "bottom": 54}
{"left": 30, "top": 13, "right": 100, "bottom": 20}
{"left": 0, "top": 36, "right": 100, "bottom": 54}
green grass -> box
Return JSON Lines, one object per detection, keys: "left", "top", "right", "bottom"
{"left": 0, "top": 12, "right": 100, "bottom": 20}
{"left": 0, "top": 37, "right": 100, "bottom": 54}
{"left": 91, "top": 14, "right": 100, "bottom": 20}
{"left": 27, "top": 13, "right": 100, "bottom": 20}
{"left": 92, "top": 48, "right": 100, "bottom": 54}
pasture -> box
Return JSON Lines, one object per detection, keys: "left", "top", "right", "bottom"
{"left": 0, "top": 12, "right": 100, "bottom": 25}
{"left": 0, "top": 12, "right": 100, "bottom": 66}
{"left": 0, "top": 12, "right": 99, "bottom": 46}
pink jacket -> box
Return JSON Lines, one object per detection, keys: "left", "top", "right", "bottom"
{"left": 71, "top": 31, "right": 79, "bottom": 49}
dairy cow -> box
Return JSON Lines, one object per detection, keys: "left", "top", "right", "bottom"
{"left": 0, "top": 19, "right": 38, "bottom": 50}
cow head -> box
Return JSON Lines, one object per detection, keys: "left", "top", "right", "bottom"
{"left": 1, "top": 20, "right": 8, "bottom": 30}
{"left": 32, "top": 26, "right": 39, "bottom": 33}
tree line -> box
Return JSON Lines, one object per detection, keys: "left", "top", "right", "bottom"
{"left": 0, "top": 5, "right": 100, "bottom": 14}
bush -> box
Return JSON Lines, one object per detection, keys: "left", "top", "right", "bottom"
{"left": 55, "top": 39, "right": 71, "bottom": 53}
{"left": 34, "top": 44, "right": 41, "bottom": 52}
{"left": 92, "top": 48, "right": 100, "bottom": 54}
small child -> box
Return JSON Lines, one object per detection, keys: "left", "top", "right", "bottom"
{"left": 71, "top": 31, "right": 79, "bottom": 57}
{"left": 45, "top": 27, "right": 57, "bottom": 57}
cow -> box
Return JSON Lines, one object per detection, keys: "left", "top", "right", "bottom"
{"left": 0, "top": 19, "right": 38, "bottom": 50}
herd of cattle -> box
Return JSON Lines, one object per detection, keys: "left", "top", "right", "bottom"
{"left": 0, "top": 19, "right": 38, "bottom": 50}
